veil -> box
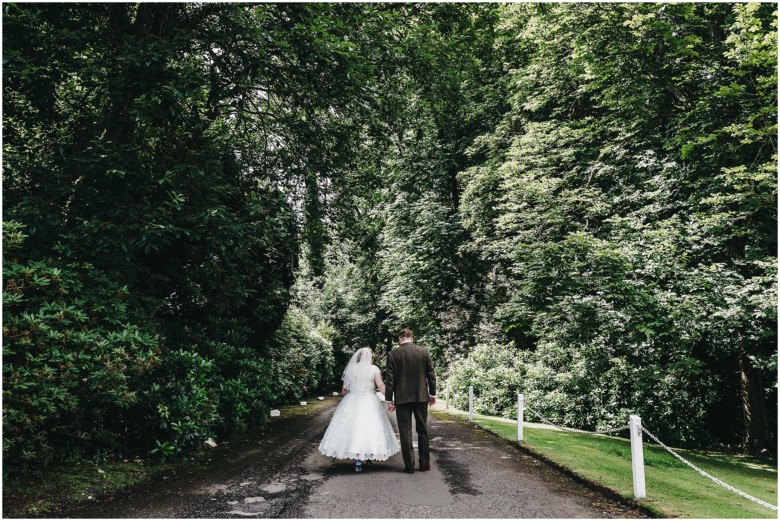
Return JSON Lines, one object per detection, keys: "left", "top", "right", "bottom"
{"left": 342, "top": 347, "right": 374, "bottom": 390}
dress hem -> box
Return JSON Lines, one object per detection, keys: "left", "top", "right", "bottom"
{"left": 318, "top": 448, "right": 400, "bottom": 462}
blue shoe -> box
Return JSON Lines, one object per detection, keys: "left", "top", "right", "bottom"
{"left": 354, "top": 459, "right": 363, "bottom": 472}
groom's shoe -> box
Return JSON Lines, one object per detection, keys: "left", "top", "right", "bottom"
{"left": 404, "top": 467, "right": 415, "bottom": 474}
{"left": 419, "top": 463, "right": 431, "bottom": 471}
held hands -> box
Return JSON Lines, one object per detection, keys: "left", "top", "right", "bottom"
{"left": 387, "top": 402, "right": 396, "bottom": 412}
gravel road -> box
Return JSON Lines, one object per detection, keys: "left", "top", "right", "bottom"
{"left": 68, "top": 397, "right": 644, "bottom": 518}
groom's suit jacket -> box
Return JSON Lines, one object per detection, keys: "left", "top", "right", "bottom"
{"left": 385, "top": 341, "right": 436, "bottom": 405}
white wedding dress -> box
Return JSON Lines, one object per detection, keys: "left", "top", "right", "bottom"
{"left": 319, "top": 349, "right": 400, "bottom": 461}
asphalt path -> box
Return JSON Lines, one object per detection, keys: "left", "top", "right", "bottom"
{"left": 68, "top": 397, "right": 643, "bottom": 518}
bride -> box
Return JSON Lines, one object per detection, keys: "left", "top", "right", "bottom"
{"left": 318, "top": 347, "right": 400, "bottom": 471}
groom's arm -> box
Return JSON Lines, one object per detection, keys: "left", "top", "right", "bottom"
{"left": 385, "top": 352, "right": 395, "bottom": 403}
{"left": 425, "top": 350, "right": 436, "bottom": 398}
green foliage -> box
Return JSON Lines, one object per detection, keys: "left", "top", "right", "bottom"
{"left": 4, "top": 3, "right": 355, "bottom": 474}
{"left": 265, "top": 309, "right": 336, "bottom": 403}
{"left": 4, "top": 222, "right": 334, "bottom": 470}
{"left": 3, "top": 222, "right": 161, "bottom": 474}
{"left": 447, "top": 343, "right": 525, "bottom": 417}
{"left": 3, "top": 2, "right": 776, "bottom": 478}
{"left": 139, "top": 309, "right": 333, "bottom": 462}
{"left": 311, "top": 3, "right": 777, "bottom": 451}
{"left": 444, "top": 2, "right": 777, "bottom": 450}
{"left": 205, "top": 341, "right": 276, "bottom": 435}
{"left": 146, "top": 349, "right": 219, "bottom": 460}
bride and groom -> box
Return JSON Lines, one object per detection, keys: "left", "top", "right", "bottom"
{"left": 318, "top": 328, "right": 437, "bottom": 474}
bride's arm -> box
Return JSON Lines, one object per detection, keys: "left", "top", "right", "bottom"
{"left": 341, "top": 386, "right": 349, "bottom": 396}
{"left": 374, "top": 370, "right": 386, "bottom": 395}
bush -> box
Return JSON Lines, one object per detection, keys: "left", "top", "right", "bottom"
{"left": 447, "top": 336, "right": 723, "bottom": 445}
{"left": 3, "top": 222, "right": 161, "bottom": 475}
{"left": 3, "top": 223, "right": 338, "bottom": 472}
{"left": 447, "top": 342, "right": 525, "bottom": 418}
{"left": 266, "top": 309, "right": 335, "bottom": 403}
{"left": 141, "top": 309, "right": 335, "bottom": 460}
{"left": 206, "top": 341, "right": 276, "bottom": 435}
{"left": 145, "top": 349, "right": 219, "bottom": 460}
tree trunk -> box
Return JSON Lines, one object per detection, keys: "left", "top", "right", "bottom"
{"left": 450, "top": 169, "right": 459, "bottom": 209}
{"left": 738, "top": 346, "right": 770, "bottom": 452}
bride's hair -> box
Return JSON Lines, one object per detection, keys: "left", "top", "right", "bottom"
{"left": 343, "top": 347, "right": 375, "bottom": 389}
{"left": 356, "top": 348, "right": 374, "bottom": 363}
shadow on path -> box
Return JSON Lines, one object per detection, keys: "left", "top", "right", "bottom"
{"left": 66, "top": 396, "right": 645, "bottom": 518}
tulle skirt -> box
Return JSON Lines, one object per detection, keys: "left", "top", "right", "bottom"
{"left": 318, "top": 390, "right": 400, "bottom": 461}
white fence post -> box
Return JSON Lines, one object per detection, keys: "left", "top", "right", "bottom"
{"left": 629, "top": 415, "right": 646, "bottom": 499}
{"left": 445, "top": 383, "right": 450, "bottom": 410}
{"left": 517, "top": 394, "right": 524, "bottom": 441}
{"left": 468, "top": 386, "right": 474, "bottom": 422}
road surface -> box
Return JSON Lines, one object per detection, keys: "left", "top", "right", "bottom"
{"left": 69, "top": 397, "right": 643, "bottom": 518}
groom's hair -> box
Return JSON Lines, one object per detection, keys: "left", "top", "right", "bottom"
{"left": 398, "top": 328, "right": 413, "bottom": 340}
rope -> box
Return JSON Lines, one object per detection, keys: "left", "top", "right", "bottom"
{"left": 641, "top": 426, "right": 778, "bottom": 512}
{"left": 523, "top": 402, "right": 630, "bottom": 435}
{"left": 459, "top": 390, "right": 776, "bottom": 511}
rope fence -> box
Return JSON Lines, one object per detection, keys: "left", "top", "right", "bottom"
{"left": 523, "top": 401, "right": 630, "bottom": 435}
{"left": 641, "top": 425, "right": 778, "bottom": 512}
{"left": 447, "top": 384, "right": 777, "bottom": 512}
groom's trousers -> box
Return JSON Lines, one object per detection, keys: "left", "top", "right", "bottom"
{"left": 395, "top": 402, "right": 430, "bottom": 470}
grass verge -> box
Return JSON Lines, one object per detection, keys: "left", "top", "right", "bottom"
{"left": 435, "top": 410, "right": 777, "bottom": 519}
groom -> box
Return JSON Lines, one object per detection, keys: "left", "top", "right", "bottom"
{"left": 385, "top": 328, "right": 436, "bottom": 474}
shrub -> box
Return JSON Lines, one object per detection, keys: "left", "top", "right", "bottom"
{"left": 3, "top": 222, "right": 161, "bottom": 475}
{"left": 2, "top": 222, "right": 338, "bottom": 473}
{"left": 206, "top": 341, "right": 276, "bottom": 435}
{"left": 142, "top": 308, "right": 336, "bottom": 460}
{"left": 266, "top": 309, "right": 335, "bottom": 403}
{"left": 144, "top": 349, "right": 220, "bottom": 460}
{"left": 447, "top": 342, "right": 525, "bottom": 418}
